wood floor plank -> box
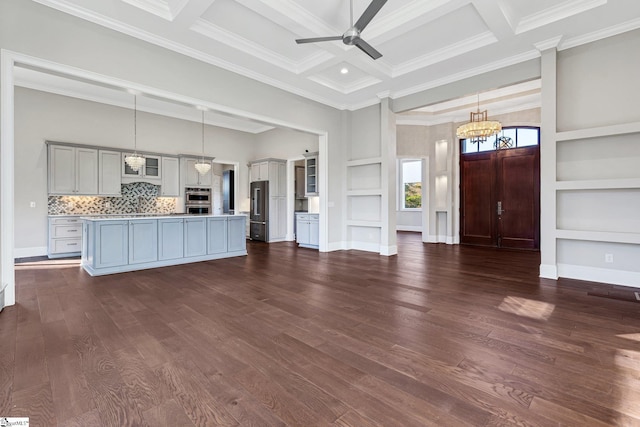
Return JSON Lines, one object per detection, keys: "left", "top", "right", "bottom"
{"left": 7, "top": 234, "right": 640, "bottom": 425}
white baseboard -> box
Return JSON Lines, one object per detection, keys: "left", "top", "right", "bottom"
{"left": 539, "top": 263, "right": 558, "bottom": 279}
{"left": 348, "top": 241, "right": 380, "bottom": 253}
{"left": 325, "top": 241, "right": 346, "bottom": 252}
{"left": 557, "top": 263, "right": 640, "bottom": 289}
{"left": 396, "top": 226, "right": 421, "bottom": 232}
{"left": 380, "top": 245, "right": 398, "bottom": 256}
{"left": 14, "top": 246, "right": 47, "bottom": 259}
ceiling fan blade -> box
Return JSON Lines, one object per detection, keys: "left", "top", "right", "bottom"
{"left": 355, "top": 39, "right": 382, "bottom": 60}
{"left": 354, "top": 0, "right": 388, "bottom": 32}
{"left": 295, "top": 36, "right": 342, "bottom": 44}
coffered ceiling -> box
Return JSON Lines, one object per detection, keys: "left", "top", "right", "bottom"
{"left": 30, "top": 0, "right": 640, "bottom": 110}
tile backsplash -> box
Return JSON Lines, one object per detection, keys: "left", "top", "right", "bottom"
{"left": 48, "top": 182, "right": 177, "bottom": 215}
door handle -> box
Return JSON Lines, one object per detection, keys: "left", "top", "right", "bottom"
{"left": 497, "top": 201, "right": 505, "bottom": 216}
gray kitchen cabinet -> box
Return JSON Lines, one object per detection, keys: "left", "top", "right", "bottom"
{"left": 250, "top": 161, "right": 269, "bottom": 182}
{"left": 128, "top": 219, "right": 158, "bottom": 264}
{"left": 48, "top": 216, "right": 82, "bottom": 258}
{"left": 184, "top": 217, "right": 207, "bottom": 257}
{"left": 227, "top": 216, "right": 246, "bottom": 252}
{"left": 122, "top": 153, "right": 161, "bottom": 180}
{"left": 296, "top": 213, "right": 319, "bottom": 249}
{"left": 303, "top": 152, "right": 319, "bottom": 196}
{"left": 183, "top": 158, "right": 212, "bottom": 187}
{"left": 158, "top": 218, "right": 184, "bottom": 260}
{"left": 207, "top": 217, "right": 228, "bottom": 254}
{"left": 161, "top": 156, "right": 180, "bottom": 196}
{"left": 93, "top": 220, "right": 129, "bottom": 268}
{"left": 99, "top": 150, "right": 122, "bottom": 196}
{"left": 48, "top": 144, "right": 98, "bottom": 195}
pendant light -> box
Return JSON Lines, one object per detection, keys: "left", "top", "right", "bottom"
{"left": 124, "top": 94, "right": 145, "bottom": 172}
{"left": 456, "top": 93, "right": 502, "bottom": 144}
{"left": 195, "top": 108, "right": 212, "bottom": 176}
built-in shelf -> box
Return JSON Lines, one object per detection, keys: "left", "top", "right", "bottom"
{"left": 556, "top": 178, "right": 640, "bottom": 190}
{"left": 556, "top": 229, "right": 640, "bottom": 245}
{"left": 346, "top": 157, "right": 383, "bottom": 167}
{"left": 346, "top": 220, "right": 382, "bottom": 228}
{"left": 556, "top": 121, "right": 640, "bottom": 142}
{"left": 347, "top": 189, "right": 383, "bottom": 196}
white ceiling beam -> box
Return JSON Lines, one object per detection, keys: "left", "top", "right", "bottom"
{"left": 171, "top": 0, "right": 216, "bottom": 27}
{"left": 471, "top": 0, "right": 516, "bottom": 40}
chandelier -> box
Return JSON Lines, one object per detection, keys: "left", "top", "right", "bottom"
{"left": 124, "top": 94, "right": 145, "bottom": 172}
{"left": 195, "top": 108, "right": 212, "bottom": 176}
{"left": 456, "top": 93, "right": 502, "bottom": 144}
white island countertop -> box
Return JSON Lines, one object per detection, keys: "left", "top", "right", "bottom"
{"left": 81, "top": 213, "right": 246, "bottom": 221}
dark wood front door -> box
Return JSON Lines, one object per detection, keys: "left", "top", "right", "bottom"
{"left": 460, "top": 146, "right": 540, "bottom": 249}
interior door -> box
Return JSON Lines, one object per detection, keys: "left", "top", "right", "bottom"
{"left": 460, "top": 146, "right": 540, "bottom": 249}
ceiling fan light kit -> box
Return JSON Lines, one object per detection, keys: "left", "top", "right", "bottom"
{"left": 295, "top": 0, "right": 388, "bottom": 60}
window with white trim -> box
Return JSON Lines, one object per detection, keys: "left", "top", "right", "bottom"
{"left": 399, "top": 159, "right": 422, "bottom": 210}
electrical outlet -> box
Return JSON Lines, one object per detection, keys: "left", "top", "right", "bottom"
{"left": 605, "top": 253, "right": 614, "bottom": 263}
{"left": 67, "top": 202, "right": 74, "bottom": 210}
{"left": 29, "top": 201, "right": 36, "bottom": 208}
{"left": 105, "top": 201, "right": 112, "bottom": 209}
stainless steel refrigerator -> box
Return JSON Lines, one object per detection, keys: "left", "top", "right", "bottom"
{"left": 250, "top": 181, "right": 269, "bottom": 241}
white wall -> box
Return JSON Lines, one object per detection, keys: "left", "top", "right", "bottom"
{"left": 14, "top": 87, "right": 256, "bottom": 255}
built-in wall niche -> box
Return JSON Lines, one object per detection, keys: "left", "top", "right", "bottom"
{"left": 347, "top": 195, "right": 381, "bottom": 223}
{"left": 557, "top": 133, "right": 640, "bottom": 181}
{"left": 348, "top": 225, "right": 381, "bottom": 246}
{"left": 435, "top": 139, "right": 448, "bottom": 173}
{"left": 557, "top": 189, "right": 640, "bottom": 233}
{"left": 347, "top": 163, "right": 382, "bottom": 191}
{"left": 435, "top": 175, "right": 448, "bottom": 210}
{"left": 557, "top": 239, "right": 640, "bottom": 273}
{"left": 436, "top": 212, "right": 447, "bottom": 243}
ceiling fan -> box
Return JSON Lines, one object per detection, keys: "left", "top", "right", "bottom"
{"left": 295, "top": 0, "right": 388, "bottom": 60}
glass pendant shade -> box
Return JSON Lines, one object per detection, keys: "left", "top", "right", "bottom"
{"left": 125, "top": 154, "right": 145, "bottom": 172}
{"left": 195, "top": 109, "right": 213, "bottom": 176}
{"left": 194, "top": 161, "right": 211, "bottom": 175}
{"left": 126, "top": 94, "right": 145, "bottom": 172}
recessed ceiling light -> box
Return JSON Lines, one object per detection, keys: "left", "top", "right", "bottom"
{"left": 340, "top": 67, "right": 349, "bottom": 74}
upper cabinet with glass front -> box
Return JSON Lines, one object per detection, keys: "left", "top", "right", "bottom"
{"left": 303, "top": 151, "right": 319, "bottom": 196}
{"left": 121, "top": 152, "right": 161, "bottom": 181}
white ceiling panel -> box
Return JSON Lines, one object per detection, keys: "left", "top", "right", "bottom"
{"left": 378, "top": 4, "right": 491, "bottom": 65}
{"left": 28, "top": 0, "right": 640, "bottom": 110}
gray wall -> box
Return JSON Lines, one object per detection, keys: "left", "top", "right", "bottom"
{"left": 14, "top": 87, "right": 257, "bottom": 254}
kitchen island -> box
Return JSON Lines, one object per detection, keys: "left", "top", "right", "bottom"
{"left": 81, "top": 214, "right": 246, "bottom": 276}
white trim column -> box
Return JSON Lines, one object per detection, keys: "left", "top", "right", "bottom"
{"left": 380, "top": 98, "right": 397, "bottom": 256}
{"left": 1, "top": 49, "right": 16, "bottom": 307}
{"left": 537, "top": 39, "right": 560, "bottom": 279}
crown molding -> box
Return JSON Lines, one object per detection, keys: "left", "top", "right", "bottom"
{"left": 392, "top": 31, "right": 498, "bottom": 78}
{"left": 396, "top": 101, "right": 541, "bottom": 127}
{"left": 190, "top": 19, "right": 299, "bottom": 71}
{"left": 515, "top": 0, "right": 607, "bottom": 35}
{"left": 122, "top": 0, "right": 174, "bottom": 21}
{"left": 14, "top": 78, "right": 274, "bottom": 134}
{"left": 390, "top": 49, "right": 541, "bottom": 100}
{"left": 534, "top": 36, "right": 564, "bottom": 52}
{"left": 559, "top": 16, "right": 640, "bottom": 50}
{"left": 307, "top": 74, "right": 382, "bottom": 95}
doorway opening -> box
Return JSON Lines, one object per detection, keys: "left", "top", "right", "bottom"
{"left": 460, "top": 127, "right": 540, "bottom": 250}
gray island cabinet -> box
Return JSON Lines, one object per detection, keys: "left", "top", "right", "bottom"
{"left": 81, "top": 214, "right": 247, "bottom": 276}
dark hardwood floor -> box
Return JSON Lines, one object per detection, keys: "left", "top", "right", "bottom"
{"left": 3, "top": 232, "right": 640, "bottom": 426}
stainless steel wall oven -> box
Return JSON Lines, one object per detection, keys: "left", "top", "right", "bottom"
{"left": 185, "top": 187, "right": 211, "bottom": 215}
